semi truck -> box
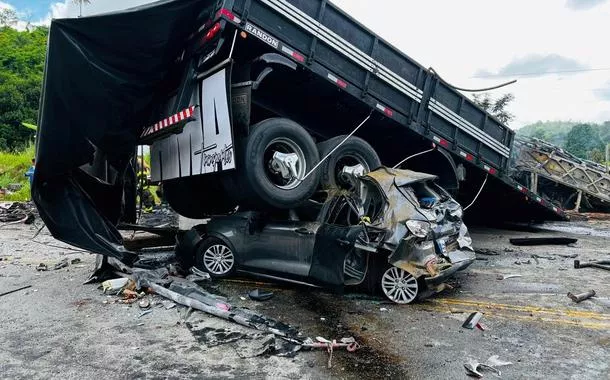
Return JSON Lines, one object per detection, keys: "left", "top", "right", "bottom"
{"left": 33, "top": 0, "right": 566, "bottom": 262}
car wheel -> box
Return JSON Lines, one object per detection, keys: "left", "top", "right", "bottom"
{"left": 237, "top": 118, "right": 320, "bottom": 209}
{"left": 196, "top": 237, "right": 236, "bottom": 278}
{"left": 317, "top": 135, "right": 381, "bottom": 190}
{"left": 380, "top": 266, "right": 419, "bottom": 304}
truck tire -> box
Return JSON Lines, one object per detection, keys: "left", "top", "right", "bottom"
{"left": 317, "top": 135, "right": 381, "bottom": 190}
{"left": 238, "top": 118, "right": 320, "bottom": 209}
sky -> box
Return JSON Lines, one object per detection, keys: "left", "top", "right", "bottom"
{"left": 1, "top": 0, "right": 609, "bottom": 129}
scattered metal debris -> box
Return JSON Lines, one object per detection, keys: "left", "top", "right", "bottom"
{"left": 36, "top": 263, "right": 48, "bottom": 271}
{"left": 509, "top": 237, "right": 578, "bottom": 246}
{"left": 248, "top": 289, "right": 274, "bottom": 301}
{"left": 574, "top": 259, "right": 610, "bottom": 271}
{"left": 0, "top": 285, "right": 32, "bottom": 298}
{"left": 138, "top": 309, "right": 153, "bottom": 318}
{"left": 567, "top": 290, "right": 596, "bottom": 303}
{"left": 531, "top": 254, "right": 556, "bottom": 264}
{"left": 302, "top": 337, "right": 360, "bottom": 368}
{"left": 462, "top": 312, "right": 483, "bottom": 329}
{"left": 464, "top": 355, "right": 512, "bottom": 378}
{"left": 54, "top": 258, "right": 69, "bottom": 270}
{"left": 101, "top": 278, "right": 131, "bottom": 293}
{"left": 475, "top": 248, "right": 501, "bottom": 256}
{"left": 497, "top": 274, "right": 522, "bottom": 280}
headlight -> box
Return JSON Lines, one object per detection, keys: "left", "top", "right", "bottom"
{"left": 405, "top": 220, "right": 431, "bottom": 238}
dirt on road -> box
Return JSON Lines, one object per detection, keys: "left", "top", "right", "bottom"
{"left": 1, "top": 218, "right": 609, "bottom": 379}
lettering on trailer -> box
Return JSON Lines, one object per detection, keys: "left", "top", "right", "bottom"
{"left": 149, "top": 68, "right": 235, "bottom": 182}
{"left": 245, "top": 23, "right": 279, "bottom": 48}
{"left": 196, "top": 69, "right": 236, "bottom": 174}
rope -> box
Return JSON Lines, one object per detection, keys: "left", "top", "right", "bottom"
{"left": 428, "top": 67, "right": 516, "bottom": 93}
{"left": 393, "top": 147, "right": 436, "bottom": 169}
{"left": 463, "top": 173, "right": 489, "bottom": 211}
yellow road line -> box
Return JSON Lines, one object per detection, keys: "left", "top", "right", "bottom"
{"left": 421, "top": 304, "right": 610, "bottom": 330}
{"left": 431, "top": 298, "right": 610, "bottom": 320}
{"left": 419, "top": 298, "right": 610, "bottom": 330}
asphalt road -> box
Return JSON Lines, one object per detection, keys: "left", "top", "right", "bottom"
{"left": 1, "top": 218, "right": 609, "bottom": 379}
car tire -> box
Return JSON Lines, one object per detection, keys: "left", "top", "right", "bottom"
{"left": 316, "top": 135, "right": 381, "bottom": 190}
{"left": 237, "top": 118, "right": 320, "bottom": 209}
{"left": 379, "top": 265, "right": 419, "bottom": 304}
{"left": 196, "top": 236, "right": 236, "bottom": 278}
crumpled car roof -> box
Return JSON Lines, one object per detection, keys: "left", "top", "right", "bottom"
{"left": 364, "top": 167, "right": 437, "bottom": 193}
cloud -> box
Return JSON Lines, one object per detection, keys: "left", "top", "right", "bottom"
{"left": 566, "top": 0, "right": 609, "bottom": 10}
{"left": 474, "top": 54, "right": 589, "bottom": 78}
{"left": 0, "top": 1, "right": 13, "bottom": 9}
{"left": 594, "top": 81, "right": 610, "bottom": 101}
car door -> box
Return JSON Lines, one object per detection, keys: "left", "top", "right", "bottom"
{"left": 241, "top": 219, "right": 321, "bottom": 278}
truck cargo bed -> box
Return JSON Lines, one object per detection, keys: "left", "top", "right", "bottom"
{"left": 224, "top": 0, "right": 566, "bottom": 221}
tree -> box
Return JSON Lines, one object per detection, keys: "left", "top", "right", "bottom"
{"left": 471, "top": 93, "right": 515, "bottom": 125}
{"left": 0, "top": 8, "right": 18, "bottom": 27}
{"left": 0, "top": 26, "right": 48, "bottom": 151}
{"left": 564, "top": 124, "right": 604, "bottom": 161}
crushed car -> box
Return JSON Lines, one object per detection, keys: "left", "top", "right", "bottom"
{"left": 179, "top": 167, "right": 475, "bottom": 304}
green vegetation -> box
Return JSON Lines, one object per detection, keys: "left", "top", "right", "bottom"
{"left": 0, "top": 26, "right": 48, "bottom": 151}
{"left": 517, "top": 121, "right": 610, "bottom": 163}
{"left": 0, "top": 144, "right": 34, "bottom": 201}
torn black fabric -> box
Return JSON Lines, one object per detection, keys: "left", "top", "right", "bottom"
{"left": 33, "top": 0, "right": 216, "bottom": 258}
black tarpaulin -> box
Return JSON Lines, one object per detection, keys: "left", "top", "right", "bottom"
{"left": 33, "top": 0, "right": 216, "bottom": 261}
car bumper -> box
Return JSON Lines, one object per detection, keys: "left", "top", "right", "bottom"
{"left": 424, "top": 249, "right": 475, "bottom": 286}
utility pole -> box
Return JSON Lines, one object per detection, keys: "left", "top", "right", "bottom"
{"left": 604, "top": 143, "right": 610, "bottom": 173}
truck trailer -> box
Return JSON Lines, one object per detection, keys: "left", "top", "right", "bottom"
{"left": 33, "top": 0, "right": 566, "bottom": 262}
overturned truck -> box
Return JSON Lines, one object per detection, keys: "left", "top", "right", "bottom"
{"left": 34, "top": 1, "right": 565, "bottom": 288}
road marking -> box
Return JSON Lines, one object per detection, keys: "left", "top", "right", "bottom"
{"left": 418, "top": 298, "right": 610, "bottom": 330}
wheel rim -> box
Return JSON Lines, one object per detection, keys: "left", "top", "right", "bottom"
{"left": 264, "top": 137, "right": 306, "bottom": 190}
{"left": 381, "top": 267, "right": 418, "bottom": 304}
{"left": 335, "top": 154, "right": 370, "bottom": 189}
{"left": 203, "top": 244, "right": 235, "bottom": 275}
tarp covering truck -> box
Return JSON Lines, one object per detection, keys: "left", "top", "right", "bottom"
{"left": 33, "top": 0, "right": 567, "bottom": 262}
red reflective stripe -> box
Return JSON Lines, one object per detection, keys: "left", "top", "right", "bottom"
{"left": 292, "top": 51, "right": 305, "bottom": 62}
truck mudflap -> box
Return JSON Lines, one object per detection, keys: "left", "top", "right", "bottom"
{"left": 33, "top": 0, "right": 218, "bottom": 260}
{"left": 150, "top": 67, "right": 236, "bottom": 182}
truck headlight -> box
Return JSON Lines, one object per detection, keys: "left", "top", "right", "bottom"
{"left": 405, "top": 220, "right": 431, "bottom": 238}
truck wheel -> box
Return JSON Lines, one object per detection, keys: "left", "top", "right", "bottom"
{"left": 239, "top": 118, "right": 320, "bottom": 208}
{"left": 317, "top": 136, "right": 381, "bottom": 190}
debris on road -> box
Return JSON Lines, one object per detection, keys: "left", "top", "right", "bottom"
{"left": 475, "top": 248, "right": 501, "bottom": 256}
{"left": 137, "top": 309, "right": 153, "bottom": 318}
{"left": 464, "top": 354, "right": 512, "bottom": 378}
{"left": 138, "top": 298, "right": 151, "bottom": 309}
{"left": 0, "top": 285, "right": 32, "bottom": 298}
{"left": 567, "top": 290, "right": 596, "bottom": 303}
{"left": 497, "top": 274, "right": 522, "bottom": 280}
{"left": 509, "top": 237, "right": 578, "bottom": 246}
{"left": 462, "top": 312, "right": 484, "bottom": 329}
{"left": 302, "top": 337, "right": 360, "bottom": 368}
{"left": 36, "top": 263, "right": 48, "bottom": 271}
{"left": 574, "top": 259, "right": 610, "bottom": 271}
{"left": 531, "top": 254, "right": 556, "bottom": 264}
{"left": 54, "top": 258, "right": 69, "bottom": 270}
{"left": 248, "top": 289, "right": 274, "bottom": 301}
{"left": 101, "top": 278, "right": 131, "bottom": 294}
